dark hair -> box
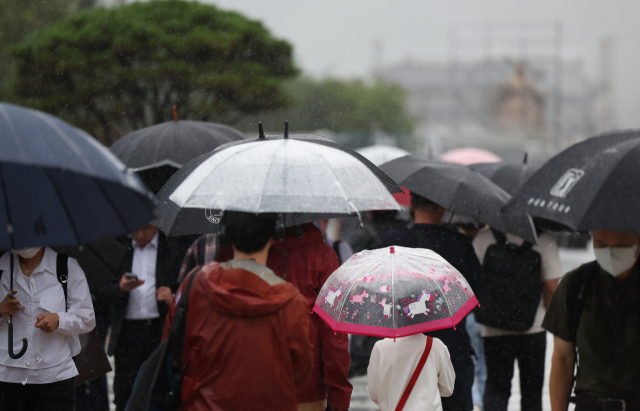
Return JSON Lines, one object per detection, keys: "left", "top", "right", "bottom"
{"left": 410, "top": 192, "right": 443, "bottom": 213}
{"left": 222, "top": 211, "right": 278, "bottom": 254}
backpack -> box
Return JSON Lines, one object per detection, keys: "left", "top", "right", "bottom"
{"left": 475, "top": 229, "right": 544, "bottom": 332}
{"left": 125, "top": 266, "right": 202, "bottom": 411}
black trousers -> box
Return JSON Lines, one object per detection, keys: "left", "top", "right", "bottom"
{"left": 0, "top": 377, "right": 75, "bottom": 411}
{"left": 113, "top": 318, "right": 162, "bottom": 411}
{"left": 442, "top": 356, "right": 475, "bottom": 411}
{"left": 483, "top": 332, "right": 546, "bottom": 411}
{"left": 75, "top": 375, "right": 109, "bottom": 411}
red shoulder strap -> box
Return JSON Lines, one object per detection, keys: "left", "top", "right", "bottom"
{"left": 395, "top": 336, "right": 433, "bottom": 411}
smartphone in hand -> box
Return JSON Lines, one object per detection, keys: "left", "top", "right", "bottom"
{"left": 124, "top": 272, "right": 139, "bottom": 281}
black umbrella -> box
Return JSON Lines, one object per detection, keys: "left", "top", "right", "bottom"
{"left": 110, "top": 111, "right": 245, "bottom": 193}
{"left": 154, "top": 127, "right": 402, "bottom": 237}
{"left": 0, "top": 102, "right": 154, "bottom": 359}
{"left": 470, "top": 160, "right": 538, "bottom": 196}
{"left": 380, "top": 155, "right": 537, "bottom": 243}
{"left": 507, "top": 130, "right": 640, "bottom": 232}
{"left": 53, "top": 237, "right": 132, "bottom": 294}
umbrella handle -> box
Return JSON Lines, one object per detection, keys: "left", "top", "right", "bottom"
{"left": 8, "top": 321, "right": 28, "bottom": 359}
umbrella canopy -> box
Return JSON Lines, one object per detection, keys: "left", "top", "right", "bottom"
{"left": 155, "top": 135, "right": 402, "bottom": 236}
{"left": 380, "top": 155, "right": 537, "bottom": 243}
{"left": 0, "top": 102, "right": 154, "bottom": 360}
{"left": 53, "top": 237, "right": 132, "bottom": 294}
{"left": 0, "top": 102, "right": 154, "bottom": 249}
{"left": 440, "top": 147, "right": 501, "bottom": 166}
{"left": 110, "top": 120, "right": 245, "bottom": 193}
{"left": 356, "top": 145, "right": 410, "bottom": 167}
{"left": 313, "top": 246, "right": 478, "bottom": 338}
{"left": 507, "top": 130, "right": 640, "bottom": 232}
{"left": 470, "top": 161, "right": 538, "bottom": 196}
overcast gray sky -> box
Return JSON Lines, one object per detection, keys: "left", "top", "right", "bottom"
{"left": 200, "top": 0, "right": 640, "bottom": 128}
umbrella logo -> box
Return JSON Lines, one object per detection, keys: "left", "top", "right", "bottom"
{"left": 550, "top": 169, "right": 584, "bottom": 198}
{"left": 205, "top": 209, "right": 224, "bottom": 224}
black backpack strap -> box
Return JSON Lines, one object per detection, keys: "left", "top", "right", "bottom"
{"left": 332, "top": 240, "right": 343, "bottom": 265}
{"left": 568, "top": 261, "right": 598, "bottom": 340}
{"left": 56, "top": 253, "right": 69, "bottom": 312}
{"left": 490, "top": 228, "right": 508, "bottom": 245}
{"left": 491, "top": 227, "right": 534, "bottom": 250}
{"left": 170, "top": 266, "right": 202, "bottom": 368}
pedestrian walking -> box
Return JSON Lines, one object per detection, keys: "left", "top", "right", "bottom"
{"left": 162, "top": 211, "right": 313, "bottom": 411}
{"left": 217, "top": 222, "right": 354, "bottom": 411}
{"left": 368, "top": 334, "right": 455, "bottom": 411}
{"left": 312, "top": 245, "right": 478, "bottom": 411}
{"left": 0, "top": 247, "right": 96, "bottom": 411}
{"left": 106, "top": 224, "right": 179, "bottom": 411}
{"left": 318, "top": 219, "right": 355, "bottom": 264}
{"left": 473, "top": 228, "right": 563, "bottom": 411}
{"left": 379, "top": 192, "right": 485, "bottom": 411}
{"left": 544, "top": 229, "right": 640, "bottom": 411}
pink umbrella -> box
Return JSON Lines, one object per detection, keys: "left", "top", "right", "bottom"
{"left": 440, "top": 147, "right": 501, "bottom": 166}
{"left": 313, "top": 246, "right": 478, "bottom": 338}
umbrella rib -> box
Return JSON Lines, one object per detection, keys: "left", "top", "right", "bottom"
{"left": 152, "top": 125, "right": 174, "bottom": 166}
{"left": 182, "top": 143, "right": 265, "bottom": 208}
{"left": 314, "top": 149, "right": 353, "bottom": 214}
{"left": 125, "top": 126, "right": 159, "bottom": 164}
{"left": 93, "top": 179, "right": 137, "bottom": 233}
{"left": 0, "top": 106, "right": 26, "bottom": 159}
{"left": 336, "top": 255, "right": 381, "bottom": 323}
{"left": 0, "top": 163, "right": 16, "bottom": 249}
{"left": 42, "top": 168, "right": 81, "bottom": 244}
{"left": 256, "top": 141, "right": 284, "bottom": 212}
{"left": 35, "top": 112, "right": 95, "bottom": 173}
{"left": 402, "top": 255, "right": 454, "bottom": 322}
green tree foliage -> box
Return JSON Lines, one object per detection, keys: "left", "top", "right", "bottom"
{"left": 11, "top": 0, "right": 297, "bottom": 145}
{"left": 237, "top": 77, "right": 416, "bottom": 149}
{"left": 0, "top": 0, "right": 95, "bottom": 100}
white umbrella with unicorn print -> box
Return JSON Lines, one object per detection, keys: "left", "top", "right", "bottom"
{"left": 313, "top": 246, "right": 478, "bottom": 338}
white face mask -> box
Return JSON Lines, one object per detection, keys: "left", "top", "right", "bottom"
{"left": 593, "top": 245, "right": 638, "bottom": 277}
{"left": 15, "top": 247, "right": 42, "bottom": 259}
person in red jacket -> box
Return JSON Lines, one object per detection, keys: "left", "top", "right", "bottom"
{"left": 218, "top": 222, "right": 353, "bottom": 411}
{"left": 163, "top": 212, "right": 313, "bottom": 411}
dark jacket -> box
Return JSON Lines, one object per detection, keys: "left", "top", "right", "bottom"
{"left": 163, "top": 262, "right": 313, "bottom": 411}
{"left": 380, "top": 223, "right": 484, "bottom": 411}
{"left": 106, "top": 232, "right": 180, "bottom": 356}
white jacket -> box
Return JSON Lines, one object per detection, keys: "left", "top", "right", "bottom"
{"left": 368, "top": 334, "right": 455, "bottom": 411}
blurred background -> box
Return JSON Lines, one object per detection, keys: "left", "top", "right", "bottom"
{"left": 2, "top": 0, "right": 637, "bottom": 163}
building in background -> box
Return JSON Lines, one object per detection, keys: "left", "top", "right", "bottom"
{"left": 376, "top": 22, "right": 616, "bottom": 162}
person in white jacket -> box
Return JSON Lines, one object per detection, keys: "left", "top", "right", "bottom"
{"left": 368, "top": 334, "right": 456, "bottom": 411}
{"left": 0, "top": 246, "right": 95, "bottom": 411}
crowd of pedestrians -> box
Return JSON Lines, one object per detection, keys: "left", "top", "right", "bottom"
{"left": 1, "top": 127, "right": 639, "bottom": 411}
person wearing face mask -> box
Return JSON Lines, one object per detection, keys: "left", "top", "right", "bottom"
{"left": 543, "top": 230, "right": 640, "bottom": 411}
{"left": 0, "top": 246, "right": 96, "bottom": 411}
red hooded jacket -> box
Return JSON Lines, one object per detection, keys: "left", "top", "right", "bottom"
{"left": 218, "top": 223, "right": 353, "bottom": 409}
{"left": 163, "top": 262, "right": 313, "bottom": 411}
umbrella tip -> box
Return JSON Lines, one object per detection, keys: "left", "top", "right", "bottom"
{"left": 258, "top": 122, "right": 265, "bottom": 139}
{"left": 172, "top": 105, "right": 178, "bottom": 121}
{"left": 523, "top": 152, "right": 528, "bottom": 164}
{"left": 390, "top": 246, "right": 395, "bottom": 254}
{"left": 284, "top": 121, "right": 289, "bottom": 139}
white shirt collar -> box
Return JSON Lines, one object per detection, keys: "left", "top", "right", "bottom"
{"left": 132, "top": 231, "right": 159, "bottom": 250}
{"left": 10, "top": 247, "right": 55, "bottom": 277}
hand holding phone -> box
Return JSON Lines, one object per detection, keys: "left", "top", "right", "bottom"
{"left": 124, "top": 272, "right": 139, "bottom": 281}
{"left": 1, "top": 284, "right": 25, "bottom": 314}
{"left": 119, "top": 273, "right": 144, "bottom": 293}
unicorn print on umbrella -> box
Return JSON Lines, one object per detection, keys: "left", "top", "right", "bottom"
{"left": 403, "top": 290, "right": 434, "bottom": 319}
